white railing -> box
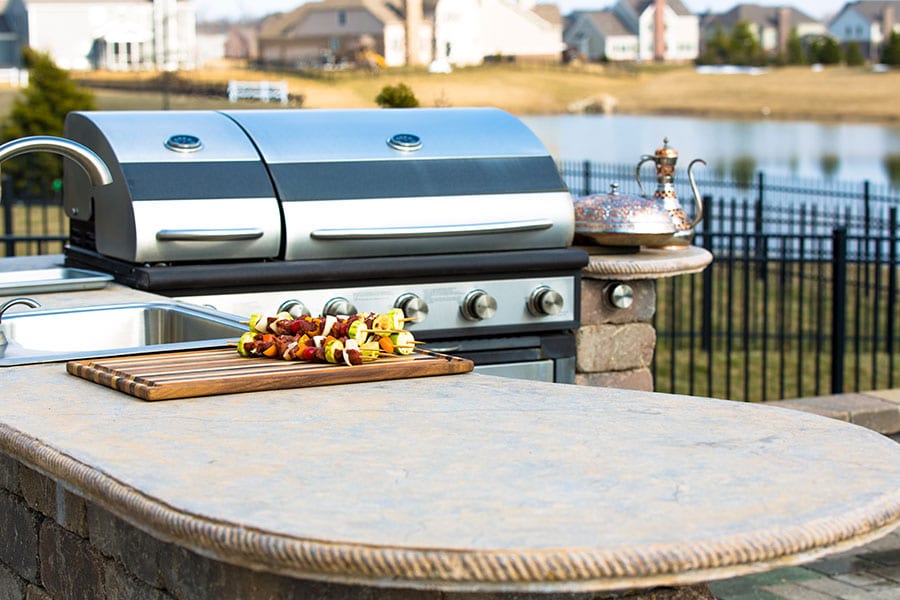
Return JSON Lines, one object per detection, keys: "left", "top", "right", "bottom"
{"left": 226, "top": 80, "right": 289, "bottom": 104}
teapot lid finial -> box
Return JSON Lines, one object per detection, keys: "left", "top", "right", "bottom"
{"left": 655, "top": 137, "right": 678, "bottom": 159}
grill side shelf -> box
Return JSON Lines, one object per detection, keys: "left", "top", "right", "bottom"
{"left": 67, "top": 348, "right": 474, "bottom": 402}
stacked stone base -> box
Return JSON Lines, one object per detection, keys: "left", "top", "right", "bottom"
{"left": 576, "top": 279, "right": 656, "bottom": 391}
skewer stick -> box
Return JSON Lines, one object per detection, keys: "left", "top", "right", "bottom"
{"left": 239, "top": 320, "right": 249, "bottom": 325}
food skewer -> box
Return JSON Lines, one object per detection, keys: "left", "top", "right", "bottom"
{"left": 235, "top": 308, "right": 425, "bottom": 365}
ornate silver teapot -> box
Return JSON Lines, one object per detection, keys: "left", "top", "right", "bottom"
{"left": 572, "top": 138, "right": 706, "bottom": 249}
{"left": 636, "top": 137, "right": 706, "bottom": 247}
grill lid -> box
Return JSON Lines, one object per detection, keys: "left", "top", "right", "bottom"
{"left": 64, "top": 108, "right": 574, "bottom": 264}
{"left": 64, "top": 110, "right": 282, "bottom": 264}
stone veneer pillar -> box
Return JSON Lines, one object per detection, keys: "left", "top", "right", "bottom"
{"left": 575, "top": 246, "right": 713, "bottom": 391}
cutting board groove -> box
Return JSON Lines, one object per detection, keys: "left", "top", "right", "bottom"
{"left": 67, "top": 348, "right": 474, "bottom": 401}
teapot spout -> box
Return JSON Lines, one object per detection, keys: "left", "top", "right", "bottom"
{"left": 687, "top": 158, "right": 706, "bottom": 229}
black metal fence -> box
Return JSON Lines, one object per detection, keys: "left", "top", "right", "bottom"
{"left": 559, "top": 160, "right": 900, "bottom": 401}
{"left": 0, "top": 177, "right": 67, "bottom": 258}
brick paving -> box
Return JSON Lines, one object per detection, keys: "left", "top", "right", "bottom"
{"left": 708, "top": 432, "right": 900, "bottom": 600}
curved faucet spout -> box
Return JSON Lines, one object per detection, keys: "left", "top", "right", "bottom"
{"left": 0, "top": 297, "right": 41, "bottom": 347}
{"left": 0, "top": 136, "right": 112, "bottom": 186}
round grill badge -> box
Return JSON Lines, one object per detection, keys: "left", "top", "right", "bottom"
{"left": 387, "top": 133, "right": 422, "bottom": 152}
{"left": 165, "top": 134, "right": 203, "bottom": 153}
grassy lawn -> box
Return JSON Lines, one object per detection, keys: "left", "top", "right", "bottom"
{"left": 0, "top": 61, "right": 887, "bottom": 121}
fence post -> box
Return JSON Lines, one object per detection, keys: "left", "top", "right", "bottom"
{"left": 582, "top": 160, "right": 591, "bottom": 196}
{"left": 754, "top": 172, "right": 765, "bottom": 279}
{"left": 888, "top": 208, "right": 898, "bottom": 386}
{"left": 863, "top": 180, "right": 871, "bottom": 240}
{"left": 701, "top": 196, "right": 713, "bottom": 353}
{"left": 2, "top": 176, "right": 13, "bottom": 257}
{"left": 831, "top": 226, "right": 848, "bottom": 395}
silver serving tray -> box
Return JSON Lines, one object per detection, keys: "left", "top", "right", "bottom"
{"left": 0, "top": 268, "right": 113, "bottom": 295}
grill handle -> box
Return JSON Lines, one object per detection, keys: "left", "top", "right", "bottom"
{"left": 156, "top": 228, "right": 264, "bottom": 242}
{"left": 310, "top": 219, "right": 553, "bottom": 240}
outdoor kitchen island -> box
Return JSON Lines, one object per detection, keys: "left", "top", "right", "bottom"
{"left": 2, "top": 273, "right": 900, "bottom": 599}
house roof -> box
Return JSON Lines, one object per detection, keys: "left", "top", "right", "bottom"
{"left": 579, "top": 9, "right": 633, "bottom": 36}
{"left": 836, "top": 1, "right": 900, "bottom": 23}
{"left": 532, "top": 3, "right": 563, "bottom": 27}
{"left": 260, "top": 0, "right": 407, "bottom": 38}
{"left": 704, "top": 4, "right": 820, "bottom": 30}
{"left": 625, "top": 0, "right": 693, "bottom": 17}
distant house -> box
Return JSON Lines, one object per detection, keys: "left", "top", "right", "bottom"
{"left": 224, "top": 25, "right": 258, "bottom": 60}
{"left": 258, "top": 0, "right": 434, "bottom": 68}
{"left": 563, "top": 10, "right": 637, "bottom": 61}
{"left": 829, "top": 0, "right": 900, "bottom": 60}
{"left": 564, "top": 0, "right": 698, "bottom": 63}
{"left": 701, "top": 4, "right": 825, "bottom": 56}
{"left": 434, "top": 0, "right": 564, "bottom": 67}
{"left": 1, "top": 0, "right": 196, "bottom": 71}
{"left": 195, "top": 20, "right": 258, "bottom": 66}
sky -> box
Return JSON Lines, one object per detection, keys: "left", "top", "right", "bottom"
{"left": 194, "top": 0, "right": 849, "bottom": 22}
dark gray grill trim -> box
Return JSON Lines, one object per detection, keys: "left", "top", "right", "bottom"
{"left": 121, "top": 162, "right": 275, "bottom": 200}
{"left": 268, "top": 156, "right": 566, "bottom": 201}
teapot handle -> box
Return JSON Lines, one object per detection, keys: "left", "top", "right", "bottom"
{"left": 687, "top": 158, "right": 707, "bottom": 228}
{"left": 635, "top": 155, "right": 656, "bottom": 196}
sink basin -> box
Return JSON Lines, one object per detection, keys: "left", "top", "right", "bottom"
{"left": 0, "top": 302, "right": 246, "bottom": 367}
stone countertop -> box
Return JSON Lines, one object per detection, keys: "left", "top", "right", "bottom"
{"left": 579, "top": 245, "right": 713, "bottom": 280}
{"left": 2, "top": 361, "right": 899, "bottom": 593}
{"left": 1, "top": 255, "right": 899, "bottom": 594}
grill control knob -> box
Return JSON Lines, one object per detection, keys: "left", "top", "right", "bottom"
{"left": 323, "top": 297, "right": 357, "bottom": 317}
{"left": 278, "top": 299, "right": 310, "bottom": 318}
{"left": 528, "top": 286, "right": 564, "bottom": 316}
{"left": 394, "top": 293, "right": 429, "bottom": 324}
{"left": 461, "top": 290, "right": 497, "bottom": 321}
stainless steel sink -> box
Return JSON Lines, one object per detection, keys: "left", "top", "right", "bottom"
{"left": 0, "top": 302, "right": 246, "bottom": 366}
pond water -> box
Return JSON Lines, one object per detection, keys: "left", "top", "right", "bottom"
{"left": 520, "top": 114, "right": 900, "bottom": 188}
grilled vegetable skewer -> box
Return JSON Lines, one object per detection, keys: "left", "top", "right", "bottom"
{"left": 236, "top": 309, "right": 420, "bottom": 365}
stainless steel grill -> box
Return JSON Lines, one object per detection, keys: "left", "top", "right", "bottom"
{"left": 62, "top": 108, "right": 588, "bottom": 382}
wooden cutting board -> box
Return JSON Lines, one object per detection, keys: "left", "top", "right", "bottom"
{"left": 67, "top": 348, "right": 474, "bottom": 402}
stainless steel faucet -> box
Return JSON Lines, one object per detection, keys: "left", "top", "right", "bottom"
{"left": 0, "top": 297, "right": 41, "bottom": 347}
{"left": 0, "top": 135, "right": 112, "bottom": 186}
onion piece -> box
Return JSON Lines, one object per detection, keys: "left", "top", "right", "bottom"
{"left": 343, "top": 339, "right": 359, "bottom": 366}
{"left": 282, "top": 340, "right": 298, "bottom": 360}
{"left": 322, "top": 315, "right": 337, "bottom": 337}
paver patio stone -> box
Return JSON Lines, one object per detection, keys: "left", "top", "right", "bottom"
{"left": 760, "top": 583, "right": 837, "bottom": 600}
{"left": 709, "top": 567, "right": 822, "bottom": 598}
{"left": 804, "top": 556, "right": 880, "bottom": 576}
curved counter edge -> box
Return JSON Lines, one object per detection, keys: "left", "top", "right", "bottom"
{"left": 2, "top": 420, "right": 898, "bottom": 594}
{"left": 580, "top": 246, "right": 714, "bottom": 281}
